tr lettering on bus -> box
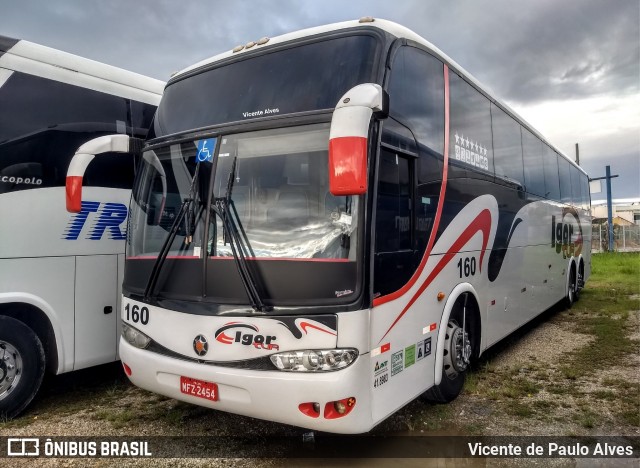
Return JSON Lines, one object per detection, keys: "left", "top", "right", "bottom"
{"left": 63, "top": 201, "right": 128, "bottom": 241}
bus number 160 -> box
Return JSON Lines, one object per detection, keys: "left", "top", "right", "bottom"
{"left": 457, "top": 256, "right": 476, "bottom": 278}
{"left": 124, "top": 303, "right": 150, "bottom": 325}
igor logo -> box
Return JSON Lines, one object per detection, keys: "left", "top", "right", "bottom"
{"left": 63, "top": 201, "right": 127, "bottom": 240}
{"left": 551, "top": 211, "right": 582, "bottom": 258}
{"left": 214, "top": 323, "right": 278, "bottom": 350}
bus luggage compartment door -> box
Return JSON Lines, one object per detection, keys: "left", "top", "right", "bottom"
{"left": 74, "top": 254, "right": 118, "bottom": 369}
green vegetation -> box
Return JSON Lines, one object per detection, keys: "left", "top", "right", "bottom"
{"left": 460, "top": 252, "right": 639, "bottom": 433}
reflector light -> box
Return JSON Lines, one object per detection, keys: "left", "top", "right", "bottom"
{"left": 122, "top": 363, "right": 132, "bottom": 376}
{"left": 328, "top": 137, "right": 368, "bottom": 195}
{"left": 65, "top": 176, "right": 84, "bottom": 213}
{"left": 324, "top": 397, "right": 356, "bottom": 419}
{"left": 298, "top": 402, "right": 321, "bottom": 418}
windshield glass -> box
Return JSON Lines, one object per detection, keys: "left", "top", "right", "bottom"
{"left": 125, "top": 123, "right": 361, "bottom": 307}
{"left": 211, "top": 124, "right": 358, "bottom": 260}
{"left": 152, "top": 34, "right": 379, "bottom": 137}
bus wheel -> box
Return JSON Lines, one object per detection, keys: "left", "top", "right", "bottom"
{"left": 565, "top": 268, "right": 576, "bottom": 308}
{"left": 0, "top": 316, "right": 46, "bottom": 419}
{"left": 424, "top": 302, "right": 472, "bottom": 403}
{"left": 575, "top": 263, "right": 584, "bottom": 301}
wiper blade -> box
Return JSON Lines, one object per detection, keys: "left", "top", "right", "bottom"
{"left": 213, "top": 157, "right": 269, "bottom": 312}
{"left": 143, "top": 163, "right": 201, "bottom": 302}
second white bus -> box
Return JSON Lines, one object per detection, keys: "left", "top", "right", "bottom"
{"left": 0, "top": 35, "right": 163, "bottom": 418}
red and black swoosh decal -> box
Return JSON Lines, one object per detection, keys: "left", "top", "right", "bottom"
{"left": 276, "top": 316, "right": 337, "bottom": 339}
{"left": 379, "top": 208, "right": 492, "bottom": 343}
{"left": 300, "top": 321, "right": 337, "bottom": 336}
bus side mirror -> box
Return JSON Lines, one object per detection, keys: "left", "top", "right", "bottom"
{"left": 65, "top": 135, "right": 143, "bottom": 212}
{"left": 328, "top": 83, "right": 387, "bottom": 196}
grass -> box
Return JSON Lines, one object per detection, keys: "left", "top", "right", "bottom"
{"left": 460, "top": 252, "right": 640, "bottom": 433}
{"left": 558, "top": 252, "right": 639, "bottom": 376}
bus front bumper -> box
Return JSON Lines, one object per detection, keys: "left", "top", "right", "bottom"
{"left": 119, "top": 337, "right": 373, "bottom": 434}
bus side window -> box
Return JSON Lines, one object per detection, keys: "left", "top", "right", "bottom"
{"left": 491, "top": 103, "right": 525, "bottom": 190}
{"left": 570, "top": 163, "right": 583, "bottom": 209}
{"left": 448, "top": 72, "right": 494, "bottom": 181}
{"left": 374, "top": 148, "right": 414, "bottom": 296}
{"left": 522, "top": 128, "right": 545, "bottom": 198}
{"left": 543, "top": 145, "right": 560, "bottom": 201}
{"left": 558, "top": 156, "right": 573, "bottom": 205}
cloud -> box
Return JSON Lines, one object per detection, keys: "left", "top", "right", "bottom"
{"left": 1, "top": 0, "right": 637, "bottom": 198}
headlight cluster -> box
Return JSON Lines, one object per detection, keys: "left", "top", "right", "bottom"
{"left": 122, "top": 322, "right": 151, "bottom": 349}
{"left": 270, "top": 349, "right": 358, "bottom": 372}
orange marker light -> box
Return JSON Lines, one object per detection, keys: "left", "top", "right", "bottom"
{"left": 437, "top": 292, "right": 445, "bottom": 301}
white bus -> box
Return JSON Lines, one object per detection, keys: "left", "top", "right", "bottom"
{"left": 67, "top": 18, "right": 591, "bottom": 433}
{"left": 0, "top": 35, "right": 163, "bottom": 418}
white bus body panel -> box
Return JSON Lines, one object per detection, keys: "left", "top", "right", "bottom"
{"left": 0, "top": 41, "right": 163, "bottom": 103}
{"left": 0, "top": 187, "right": 131, "bottom": 373}
{"left": 120, "top": 299, "right": 373, "bottom": 433}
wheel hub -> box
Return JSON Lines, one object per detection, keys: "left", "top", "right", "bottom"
{"left": 0, "top": 342, "right": 22, "bottom": 401}
{"left": 443, "top": 320, "right": 471, "bottom": 379}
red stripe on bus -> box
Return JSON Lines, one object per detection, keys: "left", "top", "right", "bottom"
{"left": 373, "top": 65, "right": 451, "bottom": 307}
{"left": 378, "top": 208, "right": 492, "bottom": 343}
{"left": 300, "top": 322, "right": 337, "bottom": 336}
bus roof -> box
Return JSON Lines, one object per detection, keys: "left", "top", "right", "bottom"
{"left": 0, "top": 34, "right": 164, "bottom": 105}
{"left": 173, "top": 18, "right": 585, "bottom": 175}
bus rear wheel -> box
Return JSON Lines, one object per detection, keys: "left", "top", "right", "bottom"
{"left": 423, "top": 301, "right": 473, "bottom": 403}
{"left": 566, "top": 268, "right": 576, "bottom": 308}
{"left": 0, "top": 316, "right": 46, "bottom": 419}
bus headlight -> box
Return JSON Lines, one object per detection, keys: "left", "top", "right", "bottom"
{"left": 122, "top": 322, "right": 151, "bottom": 349}
{"left": 270, "top": 349, "right": 358, "bottom": 372}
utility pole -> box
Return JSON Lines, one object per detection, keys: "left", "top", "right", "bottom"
{"left": 575, "top": 143, "right": 580, "bottom": 165}
{"left": 590, "top": 165, "right": 619, "bottom": 252}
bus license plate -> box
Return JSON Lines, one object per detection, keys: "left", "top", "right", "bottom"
{"left": 180, "top": 376, "right": 218, "bottom": 401}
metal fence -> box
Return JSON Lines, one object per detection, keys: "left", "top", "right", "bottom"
{"left": 592, "top": 223, "right": 640, "bottom": 252}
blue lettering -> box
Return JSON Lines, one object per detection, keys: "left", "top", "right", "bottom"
{"left": 62, "top": 201, "right": 128, "bottom": 241}
{"left": 63, "top": 201, "right": 100, "bottom": 240}
{"left": 88, "top": 203, "right": 128, "bottom": 240}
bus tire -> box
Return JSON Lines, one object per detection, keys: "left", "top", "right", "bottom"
{"left": 565, "top": 267, "right": 576, "bottom": 309}
{"left": 423, "top": 302, "right": 472, "bottom": 404}
{"left": 575, "top": 261, "right": 584, "bottom": 301}
{"left": 0, "top": 316, "right": 46, "bottom": 419}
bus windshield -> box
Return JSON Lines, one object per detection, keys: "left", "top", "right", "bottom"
{"left": 125, "top": 123, "right": 361, "bottom": 307}
{"left": 152, "top": 34, "right": 379, "bottom": 137}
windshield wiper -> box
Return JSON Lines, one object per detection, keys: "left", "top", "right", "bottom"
{"left": 143, "top": 163, "right": 202, "bottom": 302}
{"left": 212, "top": 157, "right": 270, "bottom": 312}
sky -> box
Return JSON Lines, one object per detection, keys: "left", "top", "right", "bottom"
{"left": 1, "top": 0, "right": 638, "bottom": 200}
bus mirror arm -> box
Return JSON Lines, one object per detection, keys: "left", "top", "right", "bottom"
{"left": 65, "top": 135, "right": 144, "bottom": 213}
{"left": 328, "top": 83, "right": 387, "bottom": 196}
